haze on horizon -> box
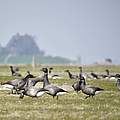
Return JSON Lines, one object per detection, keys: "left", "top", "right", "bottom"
{"left": 0, "top": 0, "right": 120, "bottom": 64}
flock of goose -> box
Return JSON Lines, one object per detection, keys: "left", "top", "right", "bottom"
{"left": 0, "top": 66, "right": 120, "bottom": 100}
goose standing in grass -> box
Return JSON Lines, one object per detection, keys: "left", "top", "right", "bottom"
{"left": 65, "top": 70, "right": 78, "bottom": 80}
{"left": 79, "top": 77, "right": 104, "bottom": 99}
{"left": 72, "top": 66, "right": 85, "bottom": 93}
{"left": 41, "top": 68, "right": 68, "bottom": 100}
{"left": 9, "top": 66, "right": 22, "bottom": 77}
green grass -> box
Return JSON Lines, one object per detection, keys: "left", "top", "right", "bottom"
{"left": 0, "top": 65, "right": 120, "bottom": 120}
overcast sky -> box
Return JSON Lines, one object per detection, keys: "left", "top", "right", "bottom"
{"left": 0, "top": 0, "right": 120, "bottom": 64}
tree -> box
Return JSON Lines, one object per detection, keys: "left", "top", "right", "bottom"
{"left": 6, "top": 33, "right": 44, "bottom": 56}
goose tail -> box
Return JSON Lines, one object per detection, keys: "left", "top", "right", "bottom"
{"left": 96, "top": 87, "right": 104, "bottom": 91}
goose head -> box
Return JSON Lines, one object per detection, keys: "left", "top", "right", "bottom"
{"left": 27, "top": 71, "right": 36, "bottom": 78}
{"left": 40, "top": 68, "right": 48, "bottom": 74}
{"left": 49, "top": 67, "right": 53, "bottom": 74}
{"left": 25, "top": 73, "right": 35, "bottom": 79}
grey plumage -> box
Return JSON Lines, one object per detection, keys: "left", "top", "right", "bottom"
{"left": 19, "top": 76, "right": 46, "bottom": 98}
{"left": 19, "top": 87, "right": 48, "bottom": 99}
{"left": 72, "top": 66, "right": 85, "bottom": 93}
{"left": 65, "top": 70, "right": 78, "bottom": 80}
{"left": 79, "top": 78, "right": 104, "bottom": 99}
{"left": 41, "top": 68, "right": 68, "bottom": 100}
{"left": 14, "top": 74, "right": 35, "bottom": 93}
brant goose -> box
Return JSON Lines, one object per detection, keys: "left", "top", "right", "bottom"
{"left": 41, "top": 68, "right": 68, "bottom": 100}
{"left": 65, "top": 70, "right": 78, "bottom": 80}
{"left": 9, "top": 66, "right": 22, "bottom": 77}
{"left": 79, "top": 77, "right": 104, "bottom": 99}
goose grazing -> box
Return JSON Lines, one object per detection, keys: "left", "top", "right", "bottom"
{"left": 48, "top": 67, "right": 62, "bottom": 80}
{"left": 116, "top": 78, "right": 120, "bottom": 90}
{"left": 41, "top": 68, "right": 68, "bottom": 100}
{"left": 10, "top": 66, "right": 22, "bottom": 77}
{"left": 65, "top": 70, "right": 78, "bottom": 80}
{"left": 79, "top": 78, "right": 104, "bottom": 99}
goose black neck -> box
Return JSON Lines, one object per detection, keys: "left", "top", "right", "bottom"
{"left": 43, "top": 73, "right": 50, "bottom": 87}
{"left": 10, "top": 66, "right": 15, "bottom": 75}
{"left": 24, "top": 74, "right": 31, "bottom": 80}
{"left": 67, "top": 71, "right": 72, "bottom": 78}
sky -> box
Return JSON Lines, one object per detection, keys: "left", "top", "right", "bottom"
{"left": 0, "top": 0, "right": 120, "bottom": 64}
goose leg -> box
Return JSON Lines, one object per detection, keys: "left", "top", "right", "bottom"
{"left": 85, "top": 95, "right": 90, "bottom": 99}
{"left": 19, "top": 93, "right": 24, "bottom": 99}
{"left": 56, "top": 96, "right": 59, "bottom": 100}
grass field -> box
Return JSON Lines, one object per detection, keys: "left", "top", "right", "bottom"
{"left": 0, "top": 64, "right": 120, "bottom": 120}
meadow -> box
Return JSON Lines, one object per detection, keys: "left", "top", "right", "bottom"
{"left": 0, "top": 64, "right": 120, "bottom": 120}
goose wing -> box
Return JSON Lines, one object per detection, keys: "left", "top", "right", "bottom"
{"left": 2, "top": 79, "right": 20, "bottom": 86}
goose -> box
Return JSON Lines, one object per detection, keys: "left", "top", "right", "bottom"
{"left": 14, "top": 76, "right": 45, "bottom": 98}
{"left": 41, "top": 68, "right": 68, "bottom": 100}
{"left": 72, "top": 66, "right": 85, "bottom": 93}
{"left": 13, "top": 73, "right": 35, "bottom": 93}
{"left": 9, "top": 66, "right": 22, "bottom": 77}
{"left": 79, "top": 77, "right": 104, "bottom": 99}
{"left": 48, "top": 67, "right": 62, "bottom": 80}
{"left": 72, "top": 76, "right": 86, "bottom": 93}
{"left": 90, "top": 72, "right": 99, "bottom": 79}
{"left": 100, "top": 69, "right": 109, "bottom": 79}
{"left": 65, "top": 70, "right": 78, "bottom": 80}
{"left": 72, "top": 81, "right": 81, "bottom": 93}
{"left": 1, "top": 71, "right": 36, "bottom": 93}
{"left": 101, "top": 69, "right": 116, "bottom": 80}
